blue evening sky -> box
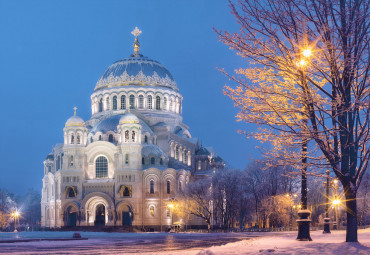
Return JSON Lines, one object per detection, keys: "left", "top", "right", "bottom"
{"left": 0, "top": 0, "right": 261, "bottom": 195}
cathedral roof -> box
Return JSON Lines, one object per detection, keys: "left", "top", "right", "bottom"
{"left": 94, "top": 55, "right": 178, "bottom": 92}
{"left": 213, "top": 155, "right": 223, "bottom": 163}
{"left": 196, "top": 146, "right": 211, "bottom": 156}
{"left": 90, "top": 114, "right": 153, "bottom": 134}
{"left": 142, "top": 144, "right": 168, "bottom": 158}
{"left": 45, "top": 154, "right": 54, "bottom": 160}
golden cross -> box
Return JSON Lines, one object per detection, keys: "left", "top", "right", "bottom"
{"left": 131, "top": 27, "right": 142, "bottom": 54}
{"left": 131, "top": 27, "right": 142, "bottom": 38}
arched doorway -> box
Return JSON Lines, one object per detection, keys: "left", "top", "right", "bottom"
{"left": 122, "top": 211, "right": 132, "bottom": 226}
{"left": 118, "top": 204, "right": 133, "bottom": 227}
{"left": 94, "top": 204, "right": 106, "bottom": 226}
{"left": 66, "top": 206, "right": 77, "bottom": 226}
{"left": 82, "top": 192, "right": 113, "bottom": 226}
{"left": 122, "top": 205, "right": 133, "bottom": 226}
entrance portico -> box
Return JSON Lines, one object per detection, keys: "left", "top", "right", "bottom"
{"left": 81, "top": 192, "right": 114, "bottom": 226}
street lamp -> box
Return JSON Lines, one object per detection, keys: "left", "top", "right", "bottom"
{"left": 323, "top": 167, "right": 331, "bottom": 234}
{"left": 296, "top": 46, "right": 312, "bottom": 241}
{"left": 11, "top": 210, "right": 20, "bottom": 232}
{"left": 302, "top": 49, "right": 312, "bottom": 58}
{"left": 332, "top": 179, "right": 340, "bottom": 230}
{"left": 168, "top": 198, "right": 177, "bottom": 230}
{"left": 168, "top": 203, "right": 174, "bottom": 227}
{"left": 333, "top": 199, "right": 341, "bottom": 205}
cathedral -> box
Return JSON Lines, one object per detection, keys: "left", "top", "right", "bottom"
{"left": 41, "top": 28, "right": 224, "bottom": 230}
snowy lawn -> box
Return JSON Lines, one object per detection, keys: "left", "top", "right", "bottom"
{"left": 190, "top": 228, "right": 370, "bottom": 255}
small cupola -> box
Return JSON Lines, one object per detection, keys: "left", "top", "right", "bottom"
{"left": 117, "top": 111, "right": 142, "bottom": 144}
{"left": 63, "top": 107, "right": 87, "bottom": 146}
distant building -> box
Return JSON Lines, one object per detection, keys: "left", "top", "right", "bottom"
{"left": 41, "top": 28, "right": 224, "bottom": 230}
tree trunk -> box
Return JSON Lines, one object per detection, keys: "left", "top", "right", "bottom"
{"left": 344, "top": 187, "right": 358, "bottom": 242}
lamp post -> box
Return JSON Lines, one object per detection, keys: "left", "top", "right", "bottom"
{"left": 332, "top": 179, "right": 339, "bottom": 230}
{"left": 296, "top": 47, "right": 312, "bottom": 241}
{"left": 168, "top": 203, "right": 174, "bottom": 228}
{"left": 168, "top": 198, "right": 176, "bottom": 230}
{"left": 323, "top": 168, "right": 331, "bottom": 234}
{"left": 11, "top": 210, "right": 20, "bottom": 232}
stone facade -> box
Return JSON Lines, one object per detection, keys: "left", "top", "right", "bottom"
{"left": 41, "top": 29, "right": 223, "bottom": 230}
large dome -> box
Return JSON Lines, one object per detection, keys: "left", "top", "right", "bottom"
{"left": 94, "top": 54, "right": 178, "bottom": 92}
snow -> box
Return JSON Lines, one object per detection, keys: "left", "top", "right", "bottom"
{"left": 189, "top": 229, "right": 370, "bottom": 255}
{"left": 0, "top": 229, "right": 369, "bottom": 254}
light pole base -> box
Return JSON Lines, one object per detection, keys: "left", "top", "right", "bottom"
{"left": 296, "top": 210, "right": 312, "bottom": 241}
{"left": 333, "top": 223, "right": 337, "bottom": 230}
{"left": 323, "top": 217, "right": 331, "bottom": 234}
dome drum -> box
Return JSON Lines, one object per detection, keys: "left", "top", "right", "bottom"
{"left": 91, "top": 87, "right": 183, "bottom": 116}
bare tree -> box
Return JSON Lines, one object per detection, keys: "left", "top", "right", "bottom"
{"left": 216, "top": 0, "right": 370, "bottom": 242}
{"left": 181, "top": 178, "right": 213, "bottom": 231}
{"left": 21, "top": 189, "right": 41, "bottom": 230}
{"left": 0, "top": 189, "right": 17, "bottom": 231}
{"left": 358, "top": 171, "right": 370, "bottom": 226}
{"left": 244, "top": 160, "right": 299, "bottom": 228}
{"left": 307, "top": 178, "right": 326, "bottom": 227}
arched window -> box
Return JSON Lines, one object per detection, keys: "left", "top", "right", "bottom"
{"left": 150, "top": 205, "right": 155, "bottom": 217}
{"left": 169, "top": 99, "right": 173, "bottom": 112}
{"left": 125, "top": 130, "right": 129, "bottom": 142}
{"left": 142, "top": 157, "right": 145, "bottom": 165}
{"left": 198, "top": 160, "right": 202, "bottom": 170}
{"left": 132, "top": 130, "right": 136, "bottom": 142}
{"left": 139, "top": 95, "right": 144, "bottom": 109}
{"left": 151, "top": 157, "right": 155, "bottom": 165}
{"left": 175, "top": 146, "right": 179, "bottom": 160}
{"left": 121, "top": 95, "right": 126, "bottom": 109}
{"left": 106, "top": 97, "right": 110, "bottom": 110}
{"left": 99, "top": 135, "right": 102, "bottom": 141}
{"left": 67, "top": 187, "right": 76, "bottom": 198}
{"left": 123, "top": 187, "right": 130, "bottom": 197}
{"left": 57, "top": 155, "right": 61, "bottom": 170}
{"left": 148, "top": 95, "right": 153, "bottom": 109}
{"left": 179, "top": 182, "right": 182, "bottom": 192}
{"left": 77, "top": 135, "right": 81, "bottom": 144}
{"left": 125, "top": 154, "right": 129, "bottom": 165}
{"left": 71, "top": 135, "right": 74, "bottom": 144}
{"left": 160, "top": 158, "right": 163, "bottom": 165}
{"left": 156, "top": 96, "right": 161, "bottom": 110}
{"left": 167, "top": 180, "right": 171, "bottom": 194}
{"left": 61, "top": 153, "right": 64, "bottom": 169}
{"left": 163, "top": 97, "right": 167, "bottom": 111}
{"left": 69, "top": 156, "right": 74, "bottom": 167}
{"left": 113, "top": 96, "right": 117, "bottom": 110}
{"left": 95, "top": 156, "right": 108, "bottom": 178}
{"left": 108, "top": 134, "right": 114, "bottom": 143}
{"left": 90, "top": 137, "right": 93, "bottom": 143}
{"left": 150, "top": 180, "right": 154, "bottom": 194}
{"left": 184, "top": 150, "right": 188, "bottom": 164}
{"left": 99, "top": 98, "right": 103, "bottom": 112}
{"left": 144, "top": 135, "right": 148, "bottom": 143}
{"left": 129, "top": 95, "right": 135, "bottom": 109}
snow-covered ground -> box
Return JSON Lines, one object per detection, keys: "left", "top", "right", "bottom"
{"left": 0, "top": 229, "right": 369, "bottom": 254}
{"left": 191, "top": 229, "right": 370, "bottom": 255}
